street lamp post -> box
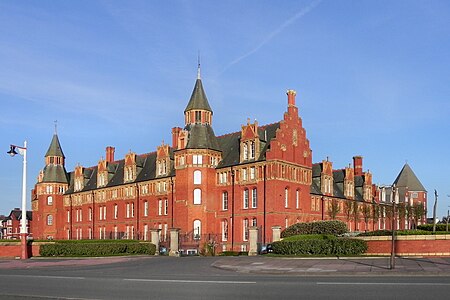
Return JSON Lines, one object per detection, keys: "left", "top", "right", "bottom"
{"left": 7, "top": 141, "right": 29, "bottom": 259}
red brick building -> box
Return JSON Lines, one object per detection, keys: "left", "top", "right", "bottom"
{"left": 1, "top": 208, "right": 32, "bottom": 240}
{"left": 31, "top": 69, "right": 427, "bottom": 251}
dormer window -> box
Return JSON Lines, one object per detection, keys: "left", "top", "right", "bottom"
{"left": 74, "top": 178, "right": 83, "bottom": 192}
{"left": 98, "top": 172, "right": 107, "bottom": 187}
{"left": 124, "top": 166, "right": 134, "bottom": 182}
{"left": 157, "top": 159, "right": 169, "bottom": 176}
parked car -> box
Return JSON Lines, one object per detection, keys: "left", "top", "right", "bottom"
{"left": 260, "top": 244, "right": 273, "bottom": 254}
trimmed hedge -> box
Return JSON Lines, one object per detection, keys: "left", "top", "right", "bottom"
{"left": 417, "top": 224, "right": 449, "bottom": 232}
{"left": 282, "top": 234, "right": 336, "bottom": 241}
{"left": 281, "top": 220, "right": 348, "bottom": 238}
{"left": 39, "top": 241, "right": 156, "bottom": 257}
{"left": 358, "top": 230, "right": 433, "bottom": 236}
{"left": 271, "top": 238, "right": 367, "bottom": 256}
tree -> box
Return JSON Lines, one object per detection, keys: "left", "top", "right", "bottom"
{"left": 412, "top": 202, "right": 426, "bottom": 229}
{"left": 328, "top": 198, "right": 341, "bottom": 220}
{"left": 344, "top": 201, "right": 352, "bottom": 228}
{"left": 352, "top": 201, "right": 360, "bottom": 231}
{"left": 397, "top": 203, "right": 406, "bottom": 229}
{"left": 372, "top": 204, "right": 380, "bottom": 231}
{"left": 362, "top": 203, "right": 371, "bottom": 232}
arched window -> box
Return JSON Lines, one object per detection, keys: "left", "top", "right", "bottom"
{"left": 296, "top": 189, "right": 300, "bottom": 209}
{"left": 251, "top": 188, "right": 257, "bottom": 208}
{"left": 47, "top": 215, "right": 53, "bottom": 226}
{"left": 193, "top": 170, "right": 202, "bottom": 184}
{"left": 193, "top": 219, "right": 201, "bottom": 239}
{"left": 243, "top": 143, "right": 248, "bottom": 160}
{"left": 243, "top": 218, "right": 249, "bottom": 241}
{"left": 243, "top": 189, "right": 249, "bottom": 209}
{"left": 47, "top": 196, "right": 53, "bottom": 205}
{"left": 222, "top": 219, "right": 228, "bottom": 241}
{"left": 222, "top": 191, "right": 228, "bottom": 210}
{"left": 194, "top": 189, "right": 202, "bottom": 204}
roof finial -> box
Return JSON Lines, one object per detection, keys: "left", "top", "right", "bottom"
{"left": 54, "top": 120, "right": 58, "bottom": 134}
{"left": 197, "top": 51, "right": 201, "bottom": 79}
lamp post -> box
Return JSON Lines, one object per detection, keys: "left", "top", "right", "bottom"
{"left": 7, "top": 141, "right": 29, "bottom": 259}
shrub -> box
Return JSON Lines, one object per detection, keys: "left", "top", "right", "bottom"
{"left": 271, "top": 238, "right": 367, "bottom": 256}
{"left": 281, "top": 220, "right": 348, "bottom": 238}
{"left": 417, "top": 224, "right": 449, "bottom": 232}
{"left": 283, "top": 234, "right": 336, "bottom": 241}
{"left": 358, "top": 230, "right": 433, "bottom": 236}
{"left": 39, "top": 241, "right": 156, "bottom": 257}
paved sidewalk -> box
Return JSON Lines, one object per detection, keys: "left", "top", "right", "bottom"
{"left": 0, "top": 256, "right": 143, "bottom": 269}
{"left": 211, "top": 256, "right": 450, "bottom": 275}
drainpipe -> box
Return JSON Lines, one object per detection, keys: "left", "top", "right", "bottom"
{"left": 263, "top": 164, "right": 267, "bottom": 245}
{"left": 136, "top": 183, "right": 140, "bottom": 240}
{"left": 231, "top": 167, "right": 235, "bottom": 252}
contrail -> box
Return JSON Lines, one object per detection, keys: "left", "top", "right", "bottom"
{"left": 220, "top": 0, "right": 322, "bottom": 75}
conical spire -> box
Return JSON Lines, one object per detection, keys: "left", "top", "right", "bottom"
{"left": 42, "top": 133, "right": 68, "bottom": 183}
{"left": 184, "top": 71, "right": 212, "bottom": 113}
{"left": 393, "top": 163, "right": 426, "bottom": 191}
{"left": 45, "top": 134, "right": 65, "bottom": 158}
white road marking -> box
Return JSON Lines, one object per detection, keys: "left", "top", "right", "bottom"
{"left": 317, "top": 282, "right": 450, "bottom": 286}
{"left": 124, "top": 278, "right": 256, "bottom": 284}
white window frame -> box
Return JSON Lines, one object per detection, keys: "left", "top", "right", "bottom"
{"left": 193, "top": 189, "right": 202, "bottom": 205}
{"left": 243, "top": 189, "right": 249, "bottom": 209}
{"left": 194, "top": 170, "right": 202, "bottom": 184}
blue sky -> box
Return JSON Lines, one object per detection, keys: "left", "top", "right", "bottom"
{"left": 1, "top": 0, "right": 449, "bottom": 218}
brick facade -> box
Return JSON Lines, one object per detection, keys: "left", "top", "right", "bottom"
{"left": 30, "top": 73, "right": 427, "bottom": 252}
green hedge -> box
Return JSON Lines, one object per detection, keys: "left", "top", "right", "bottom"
{"left": 40, "top": 241, "right": 156, "bottom": 257}
{"left": 272, "top": 238, "right": 367, "bottom": 256}
{"left": 281, "top": 220, "right": 348, "bottom": 238}
{"left": 282, "top": 234, "right": 336, "bottom": 241}
{"left": 417, "top": 224, "right": 449, "bottom": 232}
{"left": 358, "top": 230, "right": 434, "bottom": 236}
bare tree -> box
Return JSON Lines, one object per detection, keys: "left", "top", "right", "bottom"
{"left": 362, "top": 203, "right": 371, "bottom": 232}
{"left": 372, "top": 204, "right": 380, "bottom": 231}
{"left": 328, "top": 198, "right": 341, "bottom": 220}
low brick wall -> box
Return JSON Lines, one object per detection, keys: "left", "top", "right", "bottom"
{"left": 0, "top": 242, "right": 22, "bottom": 258}
{"left": 0, "top": 241, "right": 49, "bottom": 258}
{"left": 359, "top": 235, "right": 450, "bottom": 257}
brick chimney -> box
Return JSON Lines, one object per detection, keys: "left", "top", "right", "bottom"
{"left": 172, "top": 127, "right": 181, "bottom": 149}
{"left": 287, "top": 89, "right": 296, "bottom": 107}
{"left": 353, "top": 156, "right": 363, "bottom": 176}
{"left": 106, "top": 146, "right": 115, "bottom": 163}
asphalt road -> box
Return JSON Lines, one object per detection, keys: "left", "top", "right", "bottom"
{"left": 0, "top": 257, "right": 449, "bottom": 299}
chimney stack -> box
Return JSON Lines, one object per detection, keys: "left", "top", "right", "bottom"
{"left": 106, "top": 146, "right": 115, "bottom": 163}
{"left": 172, "top": 127, "right": 182, "bottom": 149}
{"left": 287, "top": 89, "right": 296, "bottom": 107}
{"left": 353, "top": 156, "right": 363, "bottom": 176}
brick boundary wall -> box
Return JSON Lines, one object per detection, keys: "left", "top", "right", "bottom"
{"left": 359, "top": 235, "right": 450, "bottom": 257}
{"left": 0, "top": 241, "right": 49, "bottom": 259}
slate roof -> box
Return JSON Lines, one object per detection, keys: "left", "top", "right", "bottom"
{"left": 333, "top": 170, "right": 345, "bottom": 198}
{"left": 184, "top": 79, "right": 212, "bottom": 113}
{"left": 41, "top": 134, "right": 69, "bottom": 184}
{"left": 42, "top": 164, "right": 69, "bottom": 184}
{"left": 45, "top": 134, "right": 65, "bottom": 158}
{"left": 185, "top": 124, "right": 221, "bottom": 151}
{"left": 393, "top": 163, "right": 426, "bottom": 191}
{"left": 216, "top": 122, "right": 280, "bottom": 168}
